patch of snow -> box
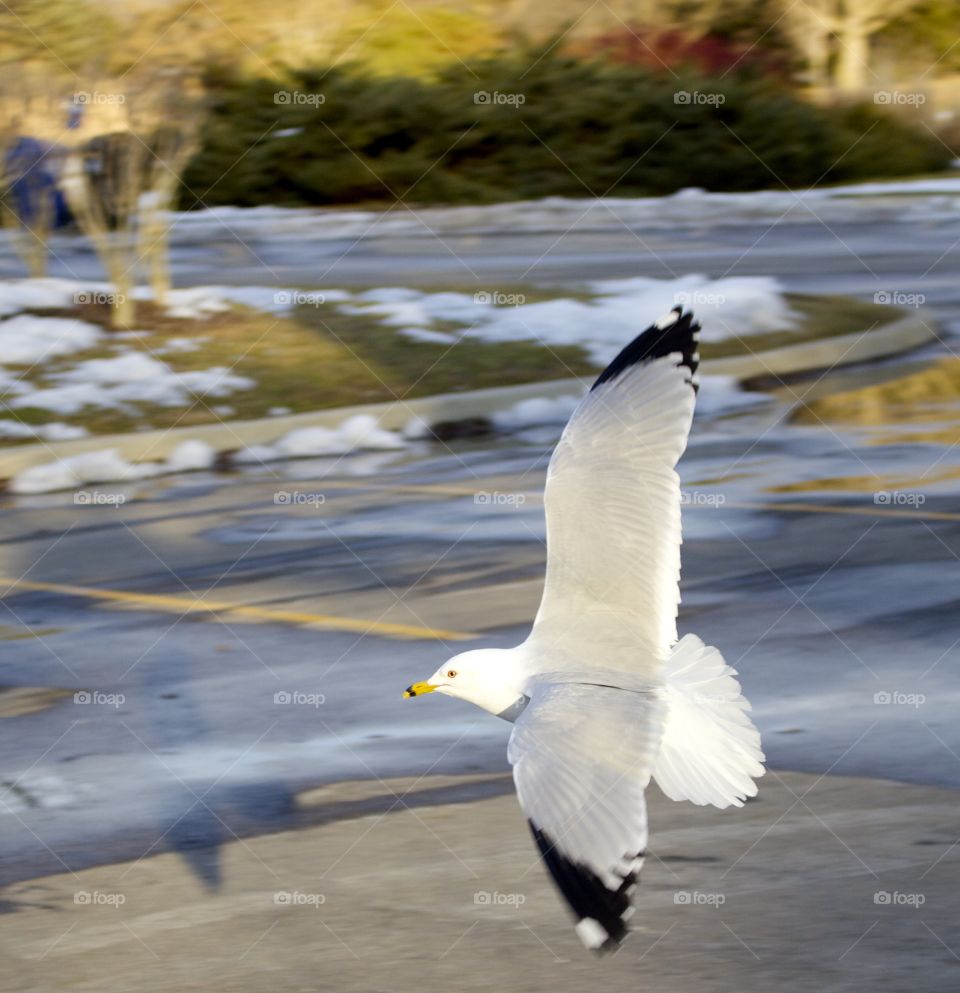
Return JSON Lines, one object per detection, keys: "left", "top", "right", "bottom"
{"left": 234, "top": 444, "right": 277, "bottom": 465}
{"left": 0, "top": 420, "right": 43, "bottom": 440}
{"left": 0, "top": 276, "right": 353, "bottom": 327}
{"left": 0, "top": 420, "right": 87, "bottom": 441}
{"left": 271, "top": 426, "right": 351, "bottom": 459}
{"left": 9, "top": 448, "right": 163, "bottom": 494}
{"left": 336, "top": 414, "right": 407, "bottom": 451}
{"left": 236, "top": 414, "right": 407, "bottom": 463}
{"left": 493, "top": 395, "right": 582, "bottom": 430}
{"left": 10, "top": 438, "right": 219, "bottom": 494}
{"left": 589, "top": 275, "right": 797, "bottom": 345}
{"left": 157, "top": 336, "right": 203, "bottom": 353}
{"left": 64, "top": 353, "right": 171, "bottom": 384}
{"left": 0, "top": 278, "right": 87, "bottom": 317}
{"left": 39, "top": 422, "right": 89, "bottom": 441}
{"left": 11, "top": 353, "right": 255, "bottom": 415}
{"left": 402, "top": 415, "right": 432, "bottom": 440}
{"left": 342, "top": 290, "right": 478, "bottom": 329}
{"left": 0, "top": 315, "right": 103, "bottom": 364}
{"left": 166, "top": 439, "right": 216, "bottom": 472}
{"left": 176, "top": 367, "right": 255, "bottom": 398}
{"left": 400, "top": 326, "right": 458, "bottom": 344}
{"left": 361, "top": 275, "right": 792, "bottom": 365}
{"left": 162, "top": 178, "right": 960, "bottom": 245}
{"left": 267, "top": 406, "right": 292, "bottom": 417}
{"left": 152, "top": 286, "right": 233, "bottom": 320}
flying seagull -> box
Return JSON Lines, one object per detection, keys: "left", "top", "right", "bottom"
{"left": 404, "top": 307, "right": 764, "bottom": 952}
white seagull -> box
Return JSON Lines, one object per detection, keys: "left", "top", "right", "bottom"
{"left": 404, "top": 307, "right": 764, "bottom": 952}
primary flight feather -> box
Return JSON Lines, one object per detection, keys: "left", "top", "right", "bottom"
{"left": 404, "top": 306, "right": 764, "bottom": 952}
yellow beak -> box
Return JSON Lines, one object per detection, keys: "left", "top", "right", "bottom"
{"left": 403, "top": 681, "right": 437, "bottom": 699}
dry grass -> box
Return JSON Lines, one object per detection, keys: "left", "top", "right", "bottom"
{"left": 0, "top": 290, "right": 907, "bottom": 443}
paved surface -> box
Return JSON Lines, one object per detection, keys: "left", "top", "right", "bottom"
{"left": 2, "top": 198, "right": 960, "bottom": 989}
{"left": 1, "top": 770, "right": 958, "bottom": 993}
{"left": 2, "top": 404, "right": 959, "bottom": 884}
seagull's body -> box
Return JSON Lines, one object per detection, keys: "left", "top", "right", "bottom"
{"left": 404, "top": 308, "right": 764, "bottom": 952}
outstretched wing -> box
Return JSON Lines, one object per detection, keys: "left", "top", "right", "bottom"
{"left": 526, "top": 308, "right": 700, "bottom": 675}
{"left": 509, "top": 682, "right": 665, "bottom": 951}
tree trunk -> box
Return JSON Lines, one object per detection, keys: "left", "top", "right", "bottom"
{"left": 805, "top": 26, "right": 832, "bottom": 87}
{"left": 110, "top": 278, "right": 136, "bottom": 329}
{"left": 834, "top": 22, "right": 870, "bottom": 93}
{"left": 140, "top": 204, "right": 172, "bottom": 307}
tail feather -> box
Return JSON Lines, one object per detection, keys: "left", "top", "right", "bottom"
{"left": 653, "top": 634, "right": 764, "bottom": 808}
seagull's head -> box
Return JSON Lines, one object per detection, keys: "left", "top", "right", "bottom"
{"left": 403, "top": 649, "right": 528, "bottom": 719}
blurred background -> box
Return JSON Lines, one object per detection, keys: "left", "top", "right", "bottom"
{"left": 0, "top": 2, "right": 959, "bottom": 991}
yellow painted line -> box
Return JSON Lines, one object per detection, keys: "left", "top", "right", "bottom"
{"left": 0, "top": 578, "right": 476, "bottom": 641}
{"left": 1, "top": 491, "right": 948, "bottom": 644}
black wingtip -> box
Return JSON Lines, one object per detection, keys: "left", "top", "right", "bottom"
{"left": 528, "top": 820, "right": 640, "bottom": 953}
{"left": 590, "top": 306, "right": 700, "bottom": 394}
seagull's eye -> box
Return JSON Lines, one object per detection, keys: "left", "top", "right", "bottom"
{"left": 446, "top": 669, "right": 457, "bottom": 678}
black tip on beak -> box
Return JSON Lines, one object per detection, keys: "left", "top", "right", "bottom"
{"left": 403, "top": 681, "right": 436, "bottom": 699}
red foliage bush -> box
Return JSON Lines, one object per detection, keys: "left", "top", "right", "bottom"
{"left": 574, "top": 26, "right": 787, "bottom": 78}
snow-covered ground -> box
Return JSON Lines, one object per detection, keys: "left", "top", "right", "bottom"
{"left": 9, "top": 440, "right": 218, "bottom": 494}
{"left": 342, "top": 275, "right": 794, "bottom": 363}
{"left": 0, "top": 279, "right": 280, "bottom": 446}
{"left": 161, "top": 177, "right": 960, "bottom": 244}
{"left": 1, "top": 274, "right": 787, "bottom": 493}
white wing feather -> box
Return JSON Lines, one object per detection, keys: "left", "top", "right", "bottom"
{"left": 525, "top": 355, "right": 695, "bottom": 673}
{"left": 509, "top": 683, "right": 664, "bottom": 885}
{"left": 509, "top": 682, "right": 664, "bottom": 949}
